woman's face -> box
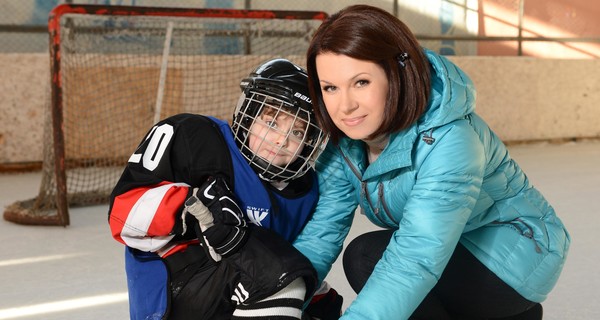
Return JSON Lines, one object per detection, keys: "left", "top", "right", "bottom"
{"left": 316, "top": 53, "right": 389, "bottom": 140}
{"left": 248, "top": 105, "right": 306, "bottom": 167}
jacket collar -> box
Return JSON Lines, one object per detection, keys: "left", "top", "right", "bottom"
{"left": 338, "top": 125, "right": 417, "bottom": 180}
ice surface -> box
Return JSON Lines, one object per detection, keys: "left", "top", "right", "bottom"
{"left": 0, "top": 141, "right": 598, "bottom": 319}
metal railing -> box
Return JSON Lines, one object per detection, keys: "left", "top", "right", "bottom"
{"left": 1, "top": 0, "right": 599, "bottom": 56}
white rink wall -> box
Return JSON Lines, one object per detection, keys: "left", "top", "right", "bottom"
{"left": 1, "top": 53, "right": 600, "bottom": 164}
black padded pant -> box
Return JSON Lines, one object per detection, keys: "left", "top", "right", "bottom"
{"left": 342, "top": 230, "right": 542, "bottom": 320}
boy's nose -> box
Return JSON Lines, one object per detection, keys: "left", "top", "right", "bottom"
{"left": 275, "top": 132, "right": 289, "bottom": 147}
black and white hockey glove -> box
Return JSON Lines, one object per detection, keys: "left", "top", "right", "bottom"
{"left": 184, "top": 176, "right": 248, "bottom": 259}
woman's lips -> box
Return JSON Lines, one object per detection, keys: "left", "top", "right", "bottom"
{"left": 342, "top": 115, "right": 366, "bottom": 127}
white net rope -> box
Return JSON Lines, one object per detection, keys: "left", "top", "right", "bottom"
{"left": 4, "top": 9, "right": 322, "bottom": 225}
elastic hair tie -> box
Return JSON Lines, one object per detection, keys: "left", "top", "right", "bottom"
{"left": 396, "top": 52, "right": 409, "bottom": 68}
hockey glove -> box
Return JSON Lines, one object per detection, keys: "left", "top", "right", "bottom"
{"left": 184, "top": 176, "right": 248, "bottom": 258}
{"left": 304, "top": 287, "right": 343, "bottom": 320}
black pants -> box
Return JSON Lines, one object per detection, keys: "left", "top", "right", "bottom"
{"left": 343, "top": 230, "right": 542, "bottom": 320}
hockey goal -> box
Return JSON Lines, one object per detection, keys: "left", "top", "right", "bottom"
{"left": 3, "top": 4, "right": 327, "bottom": 226}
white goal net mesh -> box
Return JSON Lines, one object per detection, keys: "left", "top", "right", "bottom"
{"left": 4, "top": 5, "right": 325, "bottom": 225}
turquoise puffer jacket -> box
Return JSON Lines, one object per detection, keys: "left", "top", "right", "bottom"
{"left": 293, "top": 50, "right": 570, "bottom": 320}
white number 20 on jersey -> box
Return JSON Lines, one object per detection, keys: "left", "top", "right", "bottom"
{"left": 128, "top": 123, "right": 174, "bottom": 171}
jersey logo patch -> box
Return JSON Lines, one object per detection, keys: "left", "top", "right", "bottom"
{"left": 231, "top": 282, "right": 249, "bottom": 305}
{"left": 246, "top": 207, "right": 268, "bottom": 226}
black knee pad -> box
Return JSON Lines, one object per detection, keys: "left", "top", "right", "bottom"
{"left": 343, "top": 230, "right": 394, "bottom": 293}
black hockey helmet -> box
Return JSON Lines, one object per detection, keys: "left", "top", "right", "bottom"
{"left": 232, "top": 58, "right": 328, "bottom": 182}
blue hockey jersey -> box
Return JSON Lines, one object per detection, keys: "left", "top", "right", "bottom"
{"left": 109, "top": 114, "right": 318, "bottom": 319}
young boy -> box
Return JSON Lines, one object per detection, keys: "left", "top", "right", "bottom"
{"left": 108, "top": 59, "right": 341, "bottom": 319}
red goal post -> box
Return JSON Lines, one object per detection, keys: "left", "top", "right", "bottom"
{"left": 3, "top": 4, "right": 327, "bottom": 226}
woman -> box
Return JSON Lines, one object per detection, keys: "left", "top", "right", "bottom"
{"left": 292, "top": 5, "right": 570, "bottom": 320}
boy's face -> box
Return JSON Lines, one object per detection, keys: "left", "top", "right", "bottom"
{"left": 248, "top": 103, "right": 307, "bottom": 167}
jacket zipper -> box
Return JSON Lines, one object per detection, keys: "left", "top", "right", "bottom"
{"left": 378, "top": 183, "right": 398, "bottom": 225}
{"left": 360, "top": 182, "right": 395, "bottom": 228}
{"left": 336, "top": 146, "right": 391, "bottom": 226}
{"left": 492, "top": 218, "right": 542, "bottom": 253}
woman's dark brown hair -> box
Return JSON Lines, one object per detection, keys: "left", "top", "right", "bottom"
{"left": 306, "top": 4, "right": 431, "bottom": 143}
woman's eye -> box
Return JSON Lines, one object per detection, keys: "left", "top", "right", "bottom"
{"left": 322, "top": 85, "right": 336, "bottom": 93}
{"left": 356, "top": 79, "right": 370, "bottom": 87}
{"left": 265, "top": 120, "right": 277, "bottom": 128}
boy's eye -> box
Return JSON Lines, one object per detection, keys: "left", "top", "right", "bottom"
{"left": 265, "top": 120, "right": 277, "bottom": 128}
{"left": 292, "top": 129, "right": 305, "bottom": 139}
